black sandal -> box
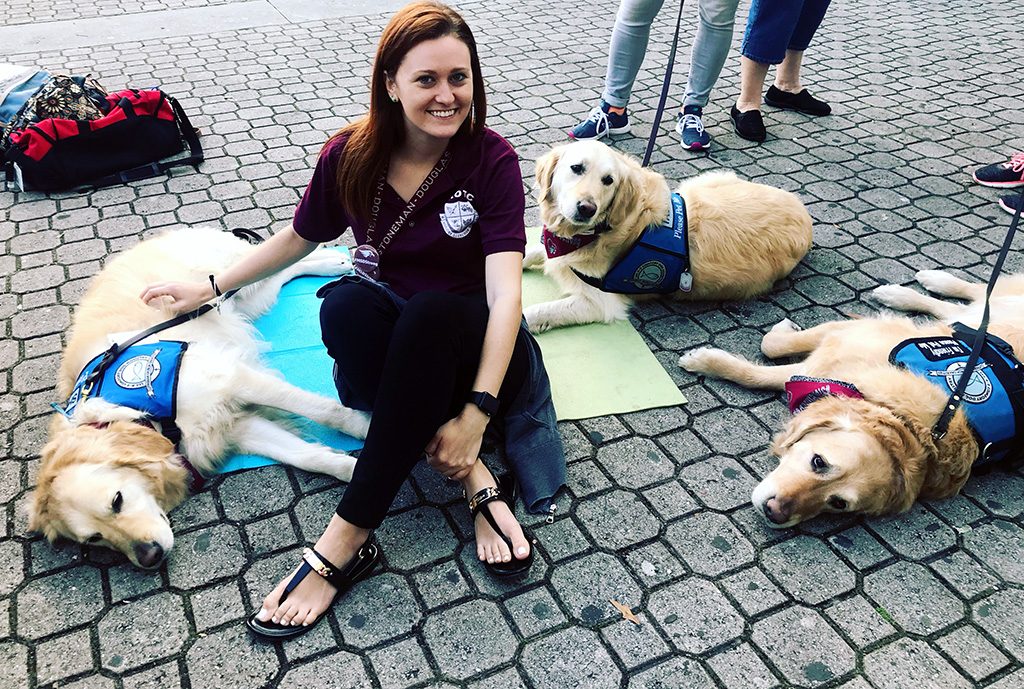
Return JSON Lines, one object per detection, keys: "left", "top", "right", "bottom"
{"left": 246, "top": 537, "right": 381, "bottom": 640}
{"left": 468, "top": 473, "right": 535, "bottom": 577}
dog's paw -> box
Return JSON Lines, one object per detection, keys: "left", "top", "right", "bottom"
{"left": 523, "top": 244, "right": 546, "bottom": 270}
{"left": 523, "top": 304, "right": 554, "bottom": 334}
{"left": 303, "top": 249, "right": 353, "bottom": 277}
{"left": 916, "top": 269, "right": 964, "bottom": 295}
{"left": 870, "top": 284, "right": 921, "bottom": 310}
{"left": 327, "top": 452, "right": 357, "bottom": 483}
{"left": 769, "top": 318, "right": 802, "bottom": 333}
{"left": 678, "top": 347, "right": 732, "bottom": 376}
{"left": 326, "top": 406, "right": 371, "bottom": 439}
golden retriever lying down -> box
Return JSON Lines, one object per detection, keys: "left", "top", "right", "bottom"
{"left": 680, "top": 269, "right": 1024, "bottom": 527}
{"left": 30, "top": 227, "right": 370, "bottom": 568}
{"left": 522, "top": 140, "right": 813, "bottom": 332}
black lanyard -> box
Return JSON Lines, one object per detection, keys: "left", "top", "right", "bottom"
{"left": 352, "top": 149, "right": 451, "bottom": 280}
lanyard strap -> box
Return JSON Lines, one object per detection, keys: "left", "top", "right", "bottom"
{"left": 364, "top": 149, "right": 451, "bottom": 255}
{"left": 933, "top": 185, "right": 1024, "bottom": 439}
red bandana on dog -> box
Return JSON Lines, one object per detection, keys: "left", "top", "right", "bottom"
{"left": 785, "top": 376, "right": 863, "bottom": 414}
{"left": 541, "top": 226, "right": 597, "bottom": 258}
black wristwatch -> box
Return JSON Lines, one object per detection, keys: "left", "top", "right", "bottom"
{"left": 469, "top": 390, "right": 499, "bottom": 417}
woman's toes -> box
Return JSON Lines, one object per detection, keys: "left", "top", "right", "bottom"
{"left": 301, "top": 608, "right": 319, "bottom": 627}
{"left": 477, "top": 543, "right": 487, "bottom": 562}
{"left": 496, "top": 540, "right": 512, "bottom": 562}
{"left": 511, "top": 535, "right": 530, "bottom": 561}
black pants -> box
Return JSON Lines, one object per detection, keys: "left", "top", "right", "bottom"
{"left": 320, "top": 279, "right": 531, "bottom": 529}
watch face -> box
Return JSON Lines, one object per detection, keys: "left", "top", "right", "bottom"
{"left": 473, "top": 391, "right": 498, "bottom": 416}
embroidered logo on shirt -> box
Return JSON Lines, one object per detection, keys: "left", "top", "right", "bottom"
{"left": 440, "top": 190, "right": 478, "bottom": 239}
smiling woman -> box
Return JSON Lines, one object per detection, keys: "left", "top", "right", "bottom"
{"left": 138, "top": 1, "right": 565, "bottom": 642}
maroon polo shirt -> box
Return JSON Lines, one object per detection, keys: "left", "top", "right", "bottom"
{"left": 293, "top": 128, "right": 526, "bottom": 299}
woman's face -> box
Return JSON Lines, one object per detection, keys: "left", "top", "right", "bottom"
{"left": 386, "top": 35, "right": 473, "bottom": 145}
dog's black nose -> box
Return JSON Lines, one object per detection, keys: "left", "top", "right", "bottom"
{"left": 576, "top": 200, "right": 597, "bottom": 220}
{"left": 763, "top": 497, "right": 791, "bottom": 524}
{"left": 134, "top": 541, "right": 166, "bottom": 569}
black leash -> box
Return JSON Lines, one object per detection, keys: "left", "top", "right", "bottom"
{"left": 641, "top": 0, "right": 687, "bottom": 168}
{"left": 933, "top": 185, "right": 1024, "bottom": 440}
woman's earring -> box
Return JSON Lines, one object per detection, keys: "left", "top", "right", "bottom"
{"left": 389, "top": 94, "right": 398, "bottom": 103}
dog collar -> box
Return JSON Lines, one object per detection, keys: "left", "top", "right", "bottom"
{"left": 785, "top": 376, "right": 863, "bottom": 414}
{"left": 541, "top": 226, "right": 599, "bottom": 258}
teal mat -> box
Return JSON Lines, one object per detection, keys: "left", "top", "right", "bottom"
{"left": 218, "top": 249, "right": 363, "bottom": 473}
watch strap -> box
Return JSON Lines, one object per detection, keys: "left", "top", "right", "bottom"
{"left": 469, "top": 390, "right": 499, "bottom": 417}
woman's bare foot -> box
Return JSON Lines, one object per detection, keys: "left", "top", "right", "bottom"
{"left": 254, "top": 515, "right": 369, "bottom": 627}
{"left": 462, "top": 461, "right": 530, "bottom": 565}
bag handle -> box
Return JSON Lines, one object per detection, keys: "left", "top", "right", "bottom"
{"left": 90, "top": 92, "right": 204, "bottom": 188}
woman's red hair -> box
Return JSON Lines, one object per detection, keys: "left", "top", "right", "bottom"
{"left": 327, "top": 1, "right": 487, "bottom": 221}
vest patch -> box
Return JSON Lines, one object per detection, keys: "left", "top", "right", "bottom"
{"left": 890, "top": 325, "right": 1024, "bottom": 466}
{"left": 63, "top": 341, "right": 188, "bottom": 426}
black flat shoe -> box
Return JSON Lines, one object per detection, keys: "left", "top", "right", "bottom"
{"left": 468, "top": 474, "right": 535, "bottom": 577}
{"left": 764, "top": 85, "right": 832, "bottom": 116}
{"left": 731, "top": 106, "right": 767, "bottom": 142}
{"left": 246, "top": 537, "right": 381, "bottom": 640}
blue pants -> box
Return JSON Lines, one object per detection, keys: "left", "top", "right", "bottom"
{"left": 603, "top": 0, "right": 741, "bottom": 109}
{"left": 740, "top": 0, "right": 832, "bottom": 65}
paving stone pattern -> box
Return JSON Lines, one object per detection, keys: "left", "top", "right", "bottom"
{"left": 2, "top": 0, "right": 1024, "bottom": 687}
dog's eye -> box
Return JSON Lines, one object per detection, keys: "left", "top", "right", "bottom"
{"left": 111, "top": 491, "right": 123, "bottom": 514}
{"left": 828, "top": 496, "right": 848, "bottom": 511}
{"left": 601, "top": 175, "right": 613, "bottom": 186}
{"left": 810, "top": 454, "right": 828, "bottom": 472}
{"left": 570, "top": 163, "right": 584, "bottom": 175}
{"left": 86, "top": 533, "right": 102, "bottom": 544}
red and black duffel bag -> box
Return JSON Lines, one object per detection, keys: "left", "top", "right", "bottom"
{"left": 3, "top": 87, "right": 202, "bottom": 191}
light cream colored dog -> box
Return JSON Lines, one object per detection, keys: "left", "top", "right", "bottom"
{"left": 522, "top": 140, "right": 813, "bottom": 332}
{"left": 679, "top": 269, "right": 1024, "bottom": 527}
{"left": 29, "top": 227, "right": 369, "bottom": 568}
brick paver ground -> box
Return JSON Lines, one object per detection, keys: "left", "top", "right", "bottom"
{"left": 3, "top": 0, "right": 1024, "bottom": 687}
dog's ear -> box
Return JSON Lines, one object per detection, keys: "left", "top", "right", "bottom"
{"left": 28, "top": 442, "right": 63, "bottom": 542}
{"left": 105, "top": 422, "right": 188, "bottom": 509}
{"left": 770, "top": 402, "right": 841, "bottom": 455}
{"left": 854, "top": 402, "right": 935, "bottom": 514}
{"left": 534, "top": 146, "right": 563, "bottom": 204}
{"left": 606, "top": 151, "right": 662, "bottom": 232}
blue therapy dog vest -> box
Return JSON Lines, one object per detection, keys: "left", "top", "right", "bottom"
{"left": 62, "top": 341, "right": 188, "bottom": 428}
{"left": 889, "top": 325, "right": 1024, "bottom": 466}
{"left": 573, "top": 192, "right": 692, "bottom": 295}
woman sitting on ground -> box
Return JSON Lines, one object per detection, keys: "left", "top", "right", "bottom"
{"left": 141, "top": 0, "right": 564, "bottom": 640}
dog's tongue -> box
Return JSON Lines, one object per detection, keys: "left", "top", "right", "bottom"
{"left": 541, "top": 227, "right": 598, "bottom": 258}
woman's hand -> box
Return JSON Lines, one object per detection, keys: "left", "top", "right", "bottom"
{"left": 425, "top": 405, "right": 490, "bottom": 481}
{"left": 139, "top": 280, "right": 215, "bottom": 315}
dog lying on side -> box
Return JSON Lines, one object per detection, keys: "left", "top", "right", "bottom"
{"left": 522, "top": 140, "right": 813, "bottom": 332}
{"left": 680, "top": 269, "right": 1024, "bottom": 527}
{"left": 29, "top": 227, "right": 369, "bottom": 568}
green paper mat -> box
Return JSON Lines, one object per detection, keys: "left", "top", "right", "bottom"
{"left": 523, "top": 227, "right": 686, "bottom": 420}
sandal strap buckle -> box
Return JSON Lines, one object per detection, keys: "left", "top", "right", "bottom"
{"left": 468, "top": 486, "right": 501, "bottom": 513}
{"left": 302, "top": 547, "right": 335, "bottom": 579}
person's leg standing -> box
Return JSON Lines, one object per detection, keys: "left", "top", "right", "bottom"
{"left": 764, "top": 0, "right": 832, "bottom": 116}
{"left": 570, "top": 0, "right": 665, "bottom": 139}
{"left": 677, "top": 0, "right": 740, "bottom": 150}
{"left": 731, "top": 0, "right": 801, "bottom": 141}
{"left": 604, "top": 0, "right": 669, "bottom": 108}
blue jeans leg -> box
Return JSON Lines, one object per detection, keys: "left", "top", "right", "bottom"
{"left": 682, "top": 0, "right": 740, "bottom": 108}
{"left": 788, "top": 0, "right": 831, "bottom": 51}
{"left": 741, "top": 0, "right": 804, "bottom": 65}
{"left": 603, "top": 0, "right": 666, "bottom": 108}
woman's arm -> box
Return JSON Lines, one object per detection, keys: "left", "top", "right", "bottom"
{"left": 426, "top": 251, "right": 524, "bottom": 480}
{"left": 139, "top": 226, "right": 319, "bottom": 313}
